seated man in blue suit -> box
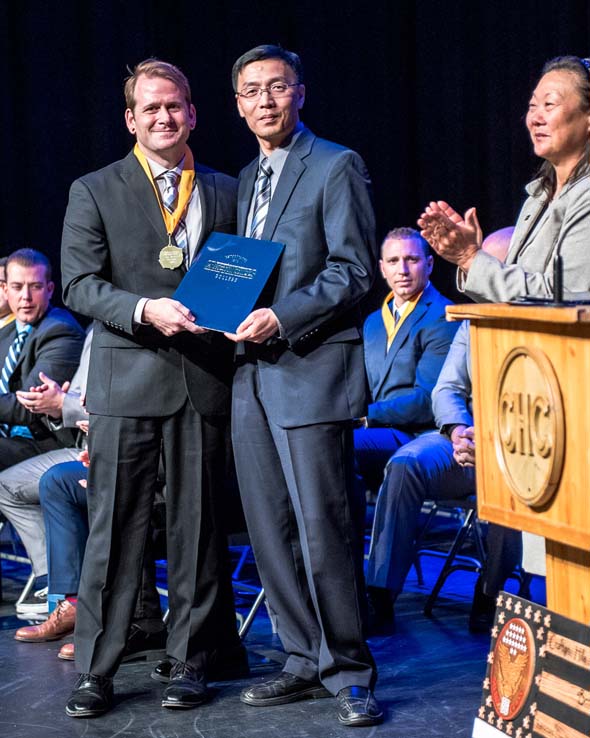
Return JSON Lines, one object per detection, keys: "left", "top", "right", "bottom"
{"left": 355, "top": 227, "right": 459, "bottom": 496}
{"left": 366, "top": 228, "right": 521, "bottom": 630}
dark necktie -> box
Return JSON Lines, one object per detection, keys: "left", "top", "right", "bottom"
{"left": 0, "top": 325, "right": 32, "bottom": 437}
{"left": 249, "top": 157, "right": 273, "bottom": 239}
{"left": 161, "top": 170, "right": 188, "bottom": 264}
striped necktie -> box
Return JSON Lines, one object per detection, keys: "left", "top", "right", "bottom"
{"left": 249, "top": 158, "right": 273, "bottom": 239}
{"left": 161, "top": 170, "right": 188, "bottom": 265}
{"left": 0, "top": 325, "right": 32, "bottom": 437}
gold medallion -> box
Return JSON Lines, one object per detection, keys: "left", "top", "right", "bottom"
{"left": 159, "top": 244, "right": 184, "bottom": 270}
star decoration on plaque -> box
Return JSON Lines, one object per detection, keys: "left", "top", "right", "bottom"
{"left": 477, "top": 594, "right": 590, "bottom": 738}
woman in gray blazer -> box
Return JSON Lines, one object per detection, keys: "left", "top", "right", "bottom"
{"left": 418, "top": 55, "right": 590, "bottom": 301}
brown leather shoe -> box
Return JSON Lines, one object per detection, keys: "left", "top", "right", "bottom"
{"left": 14, "top": 599, "right": 76, "bottom": 642}
{"left": 58, "top": 641, "right": 75, "bottom": 660}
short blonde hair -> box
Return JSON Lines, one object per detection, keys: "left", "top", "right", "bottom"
{"left": 124, "top": 58, "right": 191, "bottom": 110}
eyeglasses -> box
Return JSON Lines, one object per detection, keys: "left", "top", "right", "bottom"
{"left": 237, "top": 82, "right": 300, "bottom": 100}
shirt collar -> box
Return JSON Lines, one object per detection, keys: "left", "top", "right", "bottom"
{"left": 259, "top": 123, "right": 304, "bottom": 169}
{"left": 15, "top": 319, "right": 32, "bottom": 333}
{"left": 146, "top": 154, "right": 185, "bottom": 179}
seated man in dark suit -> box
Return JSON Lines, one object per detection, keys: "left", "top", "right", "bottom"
{"left": 0, "top": 328, "right": 92, "bottom": 616}
{"left": 0, "top": 247, "right": 84, "bottom": 605}
{"left": 366, "top": 229, "right": 521, "bottom": 630}
{"left": 0, "top": 248, "right": 84, "bottom": 469}
{"left": 355, "top": 227, "right": 459, "bottom": 496}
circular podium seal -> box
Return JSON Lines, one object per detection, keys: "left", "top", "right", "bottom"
{"left": 490, "top": 618, "right": 536, "bottom": 720}
{"left": 495, "top": 346, "right": 564, "bottom": 507}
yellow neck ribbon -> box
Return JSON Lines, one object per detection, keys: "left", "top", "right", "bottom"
{"left": 381, "top": 289, "right": 424, "bottom": 351}
{"left": 133, "top": 144, "right": 195, "bottom": 239}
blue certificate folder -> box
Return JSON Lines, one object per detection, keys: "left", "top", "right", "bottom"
{"left": 173, "top": 232, "right": 285, "bottom": 333}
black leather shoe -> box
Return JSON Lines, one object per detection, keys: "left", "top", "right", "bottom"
{"left": 152, "top": 645, "right": 250, "bottom": 683}
{"left": 469, "top": 578, "right": 497, "bottom": 634}
{"left": 336, "top": 686, "right": 383, "bottom": 726}
{"left": 161, "top": 661, "right": 208, "bottom": 709}
{"left": 65, "top": 673, "right": 114, "bottom": 718}
{"left": 121, "top": 624, "right": 167, "bottom": 662}
{"left": 151, "top": 658, "right": 172, "bottom": 683}
{"left": 240, "top": 671, "right": 331, "bottom": 706}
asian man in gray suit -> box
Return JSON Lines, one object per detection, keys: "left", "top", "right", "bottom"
{"left": 226, "top": 44, "right": 382, "bottom": 728}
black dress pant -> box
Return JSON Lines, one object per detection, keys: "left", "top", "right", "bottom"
{"left": 75, "top": 402, "right": 240, "bottom": 676}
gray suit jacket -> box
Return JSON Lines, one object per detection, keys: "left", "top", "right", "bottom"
{"left": 363, "top": 283, "right": 458, "bottom": 430}
{"left": 44, "top": 327, "right": 93, "bottom": 448}
{"left": 462, "top": 173, "right": 590, "bottom": 301}
{"left": 61, "top": 150, "right": 237, "bottom": 418}
{"left": 61, "top": 327, "right": 92, "bottom": 428}
{"left": 431, "top": 320, "right": 473, "bottom": 429}
{"left": 0, "top": 306, "right": 84, "bottom": 438}
{"left": 237, "top": 127, "right": 377, "bottom": 428}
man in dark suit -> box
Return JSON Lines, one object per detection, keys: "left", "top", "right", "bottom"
{"left": 355, "top": 228, "right": 459, "bottom": 496}
{"left": 226, "top": 45, "right": 381, "bottom": 728}
{"left": 0, "top": 248, "right": 84, "bottom": 470}
{"left": 61, "top": 59, "right": 242, "bottom": 717}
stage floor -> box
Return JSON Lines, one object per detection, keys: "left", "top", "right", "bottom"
{"left": 0, "top": 553, "right": 544, "bottom": 738}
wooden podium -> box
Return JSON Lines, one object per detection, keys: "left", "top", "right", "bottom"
{"left": 447, "top": 302, "right": 590, "bottom": 625}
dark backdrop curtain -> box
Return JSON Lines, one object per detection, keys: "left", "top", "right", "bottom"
{"left": 1, "top": 0, "right": 589, "bottom": 308}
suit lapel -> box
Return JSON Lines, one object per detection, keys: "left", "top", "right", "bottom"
{"left": 364, "top": 316, "right": 388, "bottom": 395}
{"left": 0, "top": 321, "right": 16, "bottom": 371}
{"left": 372, "top": 294, "right": 431, "bottom": 399}
{"left": 262, "top": 129, "right": 313, "bottom": 241}
{"left": 120, "top": 152, "right": 168, "bottom": 244}
{"left": 506, "top": 187, "right": 548, "bottom": 265}
{"left": 194, "top": 169, "right": 215, "bottom": 255}
{"left": 238, "top": 161, "right": 258, "bottom": 236}
{"left": 237, "top": 128, "right": 315, "bottom": 240}
{"left": 1, "top": 315, "right": 40, "bottom": 382}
